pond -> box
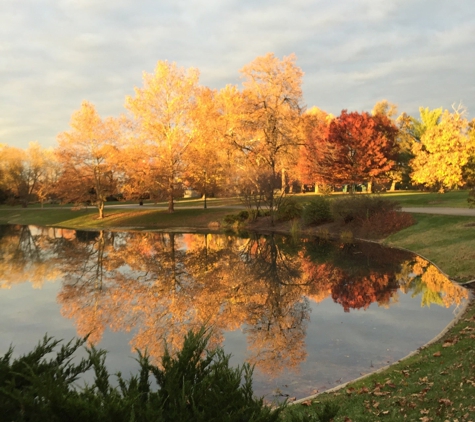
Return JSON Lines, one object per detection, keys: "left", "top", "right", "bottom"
{"left": 0, "top": 224, "right": 469, "bottom": 400}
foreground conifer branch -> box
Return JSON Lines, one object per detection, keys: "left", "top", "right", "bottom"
{"left": 0, "top": 327, "right": 287, "bottom": 422}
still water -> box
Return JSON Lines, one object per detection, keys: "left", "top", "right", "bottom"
{"left": 0, "top": 224, "right": 469, "bottom": 400}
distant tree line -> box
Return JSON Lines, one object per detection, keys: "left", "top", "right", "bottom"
{"left": 1, "top": 54, "right": 475, "bottom": 217}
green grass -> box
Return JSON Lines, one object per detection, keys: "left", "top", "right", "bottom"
{"left": 0, "top": 206, "right": 234, "bottom": 230}
{"left": 384, "top": 214, "right": 475, "bottom": 282}
{"left": 380, "top": 189, "right": 471, "bottom": 208}
{"left": 0, "top": 207, "right": 99, "bottom": 226}
{"left": 283, "top": 300, "right": 475, "bottom": 421}
{"left": 289, "top": 189, "right": 471, "bottom": 208}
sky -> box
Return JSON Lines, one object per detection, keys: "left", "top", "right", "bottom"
{"left": 1, "top": 0, "right": 474, "bottom": 150}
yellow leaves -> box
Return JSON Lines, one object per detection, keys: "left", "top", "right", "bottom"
{"left": 411, "top": 108, "right": 475, "bottom": 189}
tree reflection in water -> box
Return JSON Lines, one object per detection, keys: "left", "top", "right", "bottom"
{"left": 0, "top": 225, "right": 469, "bottom": 381}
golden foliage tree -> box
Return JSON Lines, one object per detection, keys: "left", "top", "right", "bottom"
{"left": 411, "top": 109, "right": 474, "bottom": 191}
{"left": 0, "top": 142, "right": 55, "bottom": 205}
{"left": 233, "top": 53, "right": 304, "bottom": 219}
{"left": 55, "top": 101, "right": 120, "bottom": 218}
{"left": 125, "top": 61, "right": 200, "bottom": 212}
{"left": 182, "top": 87, "right": 236, "bottom": 205}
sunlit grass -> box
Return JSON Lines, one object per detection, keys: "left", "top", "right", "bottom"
{"left": 289, "top": 189, "right": 470, "bottom": 208}
{"left": 0, "top": 207, "right": 235, "bottom": 230}
{"left": 384, "top": 213, "right": 475, "bottom": 281}
{"left": 381, "top": 189, "right": 470, "bottom": 208}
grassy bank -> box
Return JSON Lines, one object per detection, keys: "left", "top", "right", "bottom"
{"left": 381, "top": 189, "right": 471, "bottom": 208}
{"left": 0, "top": 206, "right": 232, "bottom": 230}
{"left": 289, "top": 189, "right": 471, "bottom": 209}
{"left": 384, "top": 213, "right": 475, "bottom": 282}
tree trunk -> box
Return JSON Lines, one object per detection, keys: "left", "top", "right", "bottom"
{"left": 367, "top": 180, "right": 373, "bottom": 194}
{"left": 389, "top": 180, "right": 396, "bottom": 192}
{"left": 98, "top": 201, "right": 105, "bottom": 219}
{"left": 168, "top": 176, "right": 175, "bottom": 213}
{"left": 269, "top": 169, "right": 276, "bottom": 226}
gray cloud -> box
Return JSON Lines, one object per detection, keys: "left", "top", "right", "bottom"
{"left": 1, "top": 0, "right": 474, "bottom": 149}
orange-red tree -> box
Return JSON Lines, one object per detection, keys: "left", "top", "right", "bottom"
{"left": 308, "top": 110, "right": 398, "bottom": 193}
{"left": 296, "top": 107, "right": 332, "bottom": 192}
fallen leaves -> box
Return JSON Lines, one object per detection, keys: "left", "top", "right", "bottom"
{"left": 438, "top": 398, "right": 453, "bottom": 406}
{"left": 291, "top": 302, "right": 475, "bottom": 422}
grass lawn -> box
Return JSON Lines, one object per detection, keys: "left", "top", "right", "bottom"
{"left": 384, "top": 213, "right": 475, "bottom": 282}
{"left": 279, "top": 189, "right": 472, "bottom": 209}
{"left": 381, "top": 189, "right": 471, "bottom": 208}
{"left": 0, "top": 206, "right": 234, "bottom": 230}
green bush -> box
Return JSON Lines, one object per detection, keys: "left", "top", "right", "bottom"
{"left": 302, "top": 197, "right": 332, "bottom": 226}
{"left": 223, "top": 210, "right": 249, "bottom": 226}
{"left": 275, "top": 197, "right": 303, "bottom": 222}
{"left": 330, "top": 195, "right": 400, "bottom": 225}
{"left": 0, "top": 328, "right": 285, "bottom": 422}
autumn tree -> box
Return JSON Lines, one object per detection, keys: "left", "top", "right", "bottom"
{"left": 0, "top": 142, "right": 55, "bottom": 206}
{"left": 231, "top": 53, "right": 304, "bottom": 220}
{"left": 371, "top": 99, "right": 398, "bottom": 120}
{"left": 411, "top": 109, "right": 475, "bottom": 191}
{"left": 371, "top": 100, "right": 411, "bottom": 191}
{"left": 0, "top": 145, "right": 26, "bottom": 203}
{"left": 125, "top": 61, "right": 200, "bottom": 212}
{"left": 55, "top": 101, "right": 120, "bottom": 218}
{"left": 297, "top": 106, "right": 333, "bottom": 192}
{"left": 182, "top": 87, "right": 236, "bottom": 206}
{"left": 410, "top": 107, "right": 443, "bottom": 141}
{"left": 309, "top": 110, "right": 398, "bottom": 193}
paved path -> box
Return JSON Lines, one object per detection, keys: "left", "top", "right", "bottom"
{"left": 402, "top": 207, "right": 475, "bottom": 217}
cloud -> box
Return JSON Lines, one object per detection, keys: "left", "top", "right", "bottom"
{"left": 1, "top": 0, "right": 474, "bottom": 148}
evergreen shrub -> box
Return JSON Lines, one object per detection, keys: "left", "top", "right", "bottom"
{"left": 223, "top": 210, "right": 249, "bottom": 226}
{"left": 302, "top": 197, "right": 332, "bottom": 226}
{"left": 275, "top": 197, "right": 303, "bottom": 222}
{"left": 0, "top": 328, "right": 285, "bottom": 422}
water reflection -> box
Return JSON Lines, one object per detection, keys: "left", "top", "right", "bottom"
{"left": 0, "top": 224, "right": 469, "bottom": 396}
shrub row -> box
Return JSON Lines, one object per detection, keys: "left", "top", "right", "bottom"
{"left": 223, "top": 194, "right": 414, "bottom": 238}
